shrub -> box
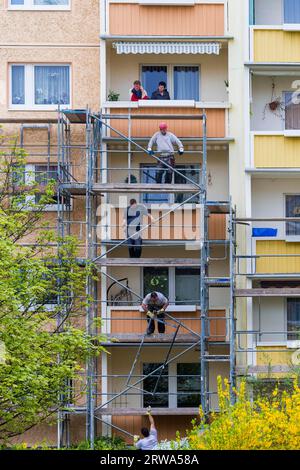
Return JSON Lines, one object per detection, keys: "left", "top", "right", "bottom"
{"left": 188, "top": 376, "right": 300, "bottom": 450}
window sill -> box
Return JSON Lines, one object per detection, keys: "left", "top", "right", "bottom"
{"left": 257, "top": 341, "right": 300, "bottom": 349}
{"left": 284, "top": 130, "right": 300, "bottom": 137}
{"left": 104, "top": 100, "right": 230, "bottom": 109}
{"left": 285, "top": 236, "right": 300, "bottom": 243}
{"left": 9, "top": 105, "right": 71, "bottom": 111}
{"left": 8, "top": 6, "right": 71, "bottom": 11}
{"left": 283, "top": 24, "right": 300, "bottom": 31}
{"left": 139, "top": 0, "right": 195, "bottom": 5}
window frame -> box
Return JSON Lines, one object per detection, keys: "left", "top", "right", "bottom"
{"left": 286, "top": 297, "right": 300, "bottom": 343}
{"left": 284, "top": 193, "right": 300, "bottom": 240}
{"left": 8, "top": 0, "right": 71, "bottom": 11}
{"left": 9, "top": 63, "right": 72, "bottom": 110}
{"left": 176, "top": 362, "right": 201, "bottom": 408}
{"left": 139, "top": 63, "right": 201, "bottom": 101}
{"left": 142, "top": 361, "right": 201, "bottom": 410}
{"left": 283, "top": 90, "right": 300, "bottom": 131}
{"left": 24, "top": 163, "right": 72, "bottom": 212}
{"left": 142, "top": 266, "right": 200, "bottom": 306}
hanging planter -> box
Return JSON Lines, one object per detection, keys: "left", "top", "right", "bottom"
{"left": 263, "top": 79, "right": 285, "bottom": 120}
{"left": 269, "top": 100, "right": 281, "bottom": 111}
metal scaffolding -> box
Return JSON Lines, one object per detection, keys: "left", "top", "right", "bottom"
{"left": 4, "top": 108, "right": 300, "bottom": 448}
{"left": 55, "top": 106, "right": 236, "bottom": 447}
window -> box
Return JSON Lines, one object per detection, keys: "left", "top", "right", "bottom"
{"left": 285, "top": 92, "right": 300, "bottom": 130}
{"left": 143, "top": 363, "right": 169, "bottom": 407}
{"left": 285, "top": 195, "right": 300, "bottom": 236}
{"left": 175, "top": 268, "right": 200, "bottom": 305}
{"left": 9, "top": 0, "right": 70, "bottom": 9}
{"left": 174, "top": 66, "right": 199, "bottom": 101}
{"left": 141, "top": 66, "right": 168, "bottom": 98}
{"left": 141, "top": 65, "right": 200, "bottom": 100}
{"left": 177, "top": 363, "right": 201, "bottom": 407}
{"left": 141, "top": 164, "right": 200, "bottom": 204}
{"left": 287, "top": 298, "right": 300, "bottom": 340}
{"left": 20, "top": 164, "right": 70, "bottom": 211}
{"left": 143, "top": 267, "right": 169, "bottom": 299}
{"left": 143, "top": 267, "right": 200, "bottom": 305}
{"left": 10, "top": 64, "right": 71, "bottom": 109}
{"left": 284, "top": 0, "right": 300, "bottom": 24}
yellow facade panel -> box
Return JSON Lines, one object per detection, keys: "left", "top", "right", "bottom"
{"left": 254, "top": 30, "right": 300, "bottom": 62}
{"left": 256, "top": 240, "right": 300, "bottom": 274}
{"left": 254, "top": 135, "right": 300, "bottom": 168}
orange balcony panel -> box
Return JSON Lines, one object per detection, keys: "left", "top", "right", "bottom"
{"left": 109, "top": 108, "right": 226, "bottom": 138}
{"left": 110, "top": 309, "right": 226, "bottom": 341}
{"left": 110, "top": 209, "right": 226, "bottom": 241}
{"left": 109, "top": 4, "right": 224, "bottom": 37}
{"left": 112, "top": 415, "right": 196, "bottom": 444}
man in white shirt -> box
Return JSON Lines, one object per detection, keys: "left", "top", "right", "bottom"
{"left": 141, "top": 291, "right": 169, "bottom": 335}
{"left": 134, "top": 409, "right": 158, "bottom": 450}
{"left": 147, "top": 123, "right": 184, "bottom": 184}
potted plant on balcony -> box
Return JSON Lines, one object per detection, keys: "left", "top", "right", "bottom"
{"left": 108, "top": 89, "right": 120, "bottom": 102}
{"left": 263, "top": 80, "right": 285, "bottom": 120}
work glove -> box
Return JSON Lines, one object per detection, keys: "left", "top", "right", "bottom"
{"left": 157, "top": 309, "right": 165, "bottom": 315}
{"left": 148, "top": 149, "right": 154, "bottom": 156}
{"left": 178, "top": 148, "right": 184, "bottom": 156}
{"left": 146, "top": 311, "right": 155, "bottom": 319}
{"left": 147, "top": 406, "right": 152, "bottom": 416}
{"left": 133, "top": 435, "right": 140, "bottom": 443}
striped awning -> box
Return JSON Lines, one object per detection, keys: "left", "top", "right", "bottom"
{"left": 112, "top": 41, "right": 221, "bottom": 55}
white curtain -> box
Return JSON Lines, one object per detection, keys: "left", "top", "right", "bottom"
{"left": 174, "top": 66, "right": 199, "bottom": 100}
{"left": 12, "top": 65, "right": 25, "bottom": 104}
{"left": 34, "top": 65, "right": 70, "bottom": 105}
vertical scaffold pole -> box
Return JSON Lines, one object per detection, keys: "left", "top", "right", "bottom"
{"left": 86, "top": 109, "right": 96, "bottom": 448}
{"left": 200, "top": 111, "right": 209, "bottom": 414}
{"left": 229, "top": 202, "right": 236, "bottom": 403}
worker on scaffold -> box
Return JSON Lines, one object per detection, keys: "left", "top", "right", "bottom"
{"left": 147, "top": 123, "right": 184, "bottom": 184}
{"left": 141, "top": 291, "right": 169, "bottom": 335}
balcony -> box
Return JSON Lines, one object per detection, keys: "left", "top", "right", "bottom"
{"left": 250, "top": 74, "right": 300, "bottom": 168}
{"left": 104, "top": 101, "right": 228, "bottom": 139}
{"left": 106, "top": 307, "right": 227, "bottom": 342}
{"left": 107, "top": 2, "right": 225, "bottom": 37}
{"left": 109, "top": 208, "right": 227, "bottom": 242}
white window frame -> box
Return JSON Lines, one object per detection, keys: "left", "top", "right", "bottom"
{"left": 141, "top": 361, "right": 200, "bottom": 410}
{"left": 140, "top": 63, "right": 201, "bottom": 101}
{"left": 141, "top": 265, "right": 200, "bottom": 306}
{"left": 286, "top": 297, "right": 300, "bottom": 347}
{"left": 8, "top": 0, "right": 71, "bottom": 11}
{"left": 25, "top": 163, "right": 72, "bottom": 212}
{"left": 9, "top": 63, "right": 71, "bottom": 110}
{"left": 284, "top": 193, "right": 300, "bottom": 241}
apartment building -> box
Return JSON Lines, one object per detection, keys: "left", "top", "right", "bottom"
{"left": 243, "top": 0, "right": 300, "bottom": 380}
{"left": 2, "top": 0, "right": 298, "bottom": 449}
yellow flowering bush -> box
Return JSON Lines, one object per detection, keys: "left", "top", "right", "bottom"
{"left": 188, "top": 376, "right": 300, "bottom": 450}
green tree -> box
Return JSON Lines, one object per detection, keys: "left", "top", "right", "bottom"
{"left": 0, "top": 134, "right": 103, "bottom": 442}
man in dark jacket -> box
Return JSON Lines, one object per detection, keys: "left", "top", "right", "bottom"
{"left": 151, "top": 81, "right": 170, "bottom": 100}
